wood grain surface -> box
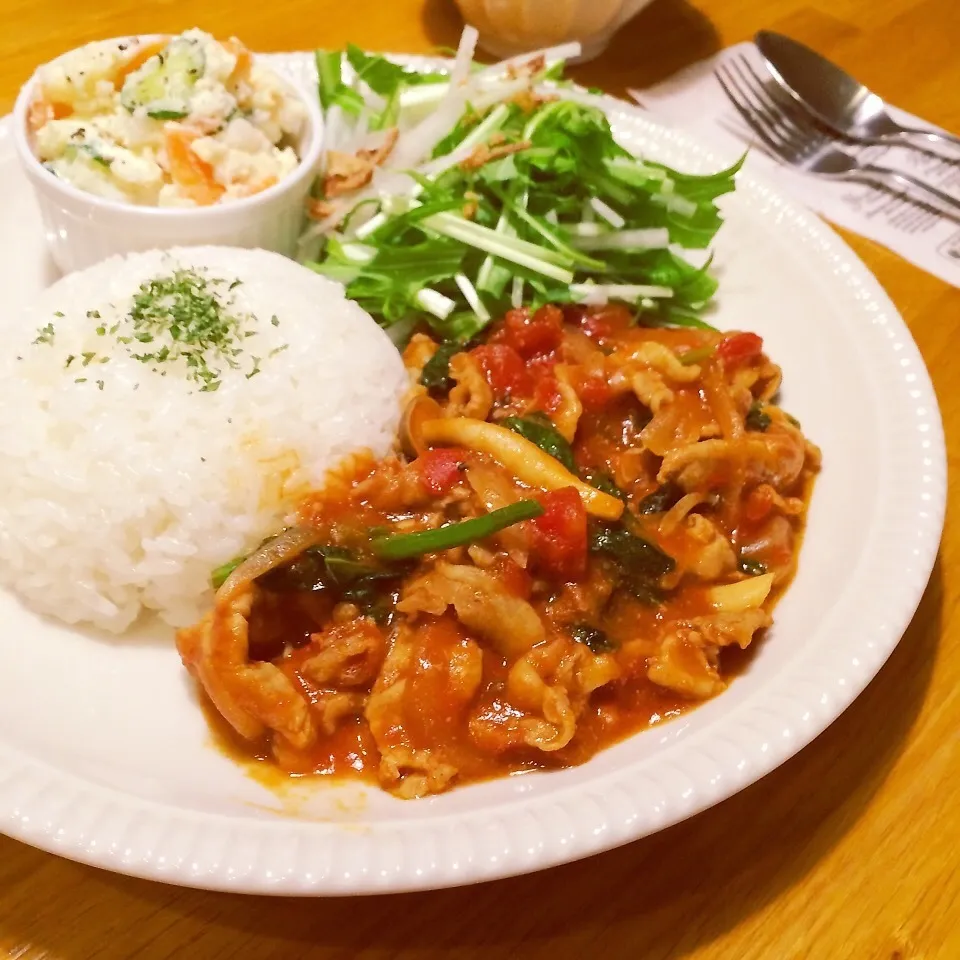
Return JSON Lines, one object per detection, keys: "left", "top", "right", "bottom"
{"left": 1, "top": 1, "right": 957, "bottom": 958}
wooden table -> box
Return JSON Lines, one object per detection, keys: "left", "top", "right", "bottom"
{"left": 1, "top": 1, "right": 957, "bottom": 957}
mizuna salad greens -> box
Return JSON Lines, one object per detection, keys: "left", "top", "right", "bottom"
{"left": 302, "top": 27, "right": 742, "bottom": 342}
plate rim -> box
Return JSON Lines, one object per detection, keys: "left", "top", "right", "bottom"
{"left": 0, "top": 52, "right": 946, "bottom": 895}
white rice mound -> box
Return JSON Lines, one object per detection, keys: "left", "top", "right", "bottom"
{"left": 0, "top": 247, "right": 408, "bottom": 632}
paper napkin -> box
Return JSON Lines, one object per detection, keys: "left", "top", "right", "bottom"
{"left": 629, "top": 42, "right": 960, "bottom": 287}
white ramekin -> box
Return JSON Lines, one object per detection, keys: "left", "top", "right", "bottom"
{"left": 12, "top": 38, "right": 324, "bottom": 275}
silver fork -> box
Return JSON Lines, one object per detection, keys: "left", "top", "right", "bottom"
{"left": 715, "top": 55, "right": 960, "bottom": 218}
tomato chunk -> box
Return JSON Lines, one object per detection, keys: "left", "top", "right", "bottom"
{"left": 532, "top": 487, "right": 588, "bottom": 581}
{"left": 418, "top": 447, "right": 467, "bottom": 495}
{"left": 470, "top": 344, "right": 531, "bottom": 399}
{"left": 574, "top": 372, "right": 612, "bottom": 410}
{"left": 530, "top": 373, "right": 563, "bottom": 414}
{"left": 580, "top": 305, "right": 634, "bottom": 342}
{"left": 716, "top": 332, "right": 763, "bottom": 367}
{"left": 497, "top": 305, "right": 564, "bottom": 358}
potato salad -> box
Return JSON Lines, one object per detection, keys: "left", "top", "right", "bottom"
{"left": 27, "top": 29, "right": 306, "bottom": 206}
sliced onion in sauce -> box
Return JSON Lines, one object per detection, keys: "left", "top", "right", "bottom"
{"left": 217, "top": 526, "right": 326, "bottom": 599}
{"left": 400, "top": 394, "right": 444, "bottom": 458}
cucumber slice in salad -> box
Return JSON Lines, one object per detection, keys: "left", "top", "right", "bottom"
{"left": 120, "top": 38, "right": 205, "bottom": 120}
{"left": 63, "top": 142, "right": 112, "bottom": 168}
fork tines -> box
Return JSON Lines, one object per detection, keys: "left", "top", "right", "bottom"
{"left": 714, "top": 55, "right": 827, "bottom": 164}
{"left": 714, "top": 53, "right": 948, "bottom": 228}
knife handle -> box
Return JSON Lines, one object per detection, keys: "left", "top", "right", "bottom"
{"left": 890, "top": 125, "right": 960, "bottom": 154}
{"left": 859, "top": 163, "right": 960, "bottom": 217}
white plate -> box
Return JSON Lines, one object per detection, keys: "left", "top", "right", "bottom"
{"left": 0, "top": 53, "right": 945, "bottom": 895}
